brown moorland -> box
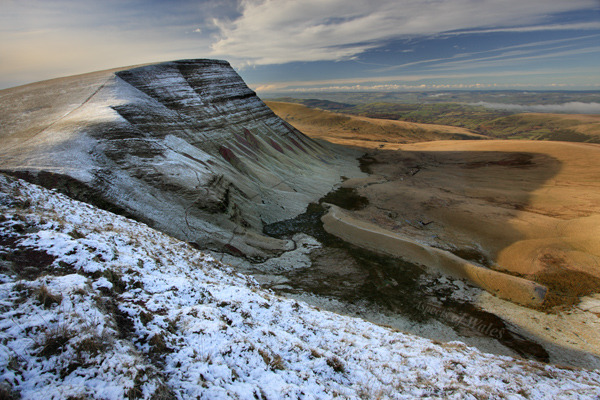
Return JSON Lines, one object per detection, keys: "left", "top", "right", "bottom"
{"left": 482, "top": 112, "right": 600, "bottom": 141}
{"left": 265, "top": 101, "right": 488, "bottom": 143}
{"left": 267, "top": 101, "right": 600, "bottom": 310}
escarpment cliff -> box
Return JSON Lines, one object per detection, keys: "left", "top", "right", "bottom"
{"left": 0, "top": 59, "right": 361, "bottom": 258}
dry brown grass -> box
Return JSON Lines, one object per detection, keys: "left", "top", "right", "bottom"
{"left": 37, "top": 324, "right": 74, "bottom": 358}
{"left": 535, "top": 267, "right": 600, "bottom": 310}
{"left": 258, "top": 348, "right": 285, "bottom": 371}
{"left": 37, "top": 285, "right": 62, "bottom": 309}
{"left": 273, "top": 102, "right": 600, "bottom": 310}
{"left": 266, "top": 101, "right": 485, "bottom": 144}
{"left": 326, "top": 355, "right": 346, "bottom": 373}
{"left": 523, "top": 113, "right": 600, "bottom": 137}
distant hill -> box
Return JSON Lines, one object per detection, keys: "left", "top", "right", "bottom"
{"left": 265, "top": 101, "right": 487, "bottom": 145}
{"left": 267, "top": 98, "right": 600, "bottom": 144}
{"left": 265, "top": 90, "right": 600, "bottom": 106}
{"left": 269, "top": 97, "right": 355, "bottom": 110}
{"left": 481, "top": 113, "right": 600, "bottom": 142}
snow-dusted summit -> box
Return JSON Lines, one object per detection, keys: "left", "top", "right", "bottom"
{"left": 0, "top": 60, "right": 361, "bottom": 260}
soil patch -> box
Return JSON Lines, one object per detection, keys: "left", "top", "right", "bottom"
{"left": 0, "top": 231, "right": 58, "bottom": 280}
{"left": 535, "top": 266, "right": 600, "bottom": 311}
{"left": 319, "top": 187, "right": 369, "bottom": 211}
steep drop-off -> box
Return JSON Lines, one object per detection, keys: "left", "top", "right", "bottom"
{"left": 0, "top": 60, "right": 361, "bottom": 259}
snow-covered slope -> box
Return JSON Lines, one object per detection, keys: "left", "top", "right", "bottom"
{"left": 1, "top": 175, "right": 599, "bottom": 399}
{"left": 0, "top": 60, "right": 362, "bottom": 260}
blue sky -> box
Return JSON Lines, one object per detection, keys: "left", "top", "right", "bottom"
{"left": 1, "top": 0, "right": 599, "bottom": 92}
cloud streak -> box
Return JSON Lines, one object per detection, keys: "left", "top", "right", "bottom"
{"left": 211, "top": 0, "right": 599, "bottom": 65}
{"left": 471, "top": 102, "right": 600, "bottom": 114}
{"left": 364, "top": 34, "right": 600, "bottom": 83}
{"left": 426, "top": 45, "right": 600, "bottom": 72}
{"left": 1, "top": 0, "right": 598, "bottom": 90}
{"left": 448, "top": 21, "right": 600, "bottom": 34}
{"left": 251, "top": 67, "right": 600, "bottom": 92}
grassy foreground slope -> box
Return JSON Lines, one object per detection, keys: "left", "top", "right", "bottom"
{"left": 3, "top": 174, "right": 600, "bottom": 398}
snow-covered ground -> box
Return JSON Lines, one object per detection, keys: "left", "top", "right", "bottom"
{"left": 1, "top": 174, "right": 599, "bottom": 399}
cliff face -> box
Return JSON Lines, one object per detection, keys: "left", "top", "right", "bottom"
{"left": 0, "top": 59, "right": 361, "bottom": 259}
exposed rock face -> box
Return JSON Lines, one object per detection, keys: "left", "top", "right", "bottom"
{"left": 0, "top": 59, "right": 361, "bottom": 259}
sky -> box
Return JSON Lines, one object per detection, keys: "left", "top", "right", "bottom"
{"left": 1, "top": 0, "right": 600, "bottom": 92}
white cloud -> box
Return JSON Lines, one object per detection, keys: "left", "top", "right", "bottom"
{"left": 210, "top": 0, "right": 598, "bottom": 65}
{"left": 448, "top": 21, "right": 600, "bottom": 34}
{"left": 427, "top": 45, "right": 600, "bottom": 72}
{"left": 250, "top": 67, "right": 599, "bottom": 90}
{"left": 471, "top": 101, "right": 600, "bottom": 114}
{"left": 1, "top": 0, "right": 597, "bottom": 89}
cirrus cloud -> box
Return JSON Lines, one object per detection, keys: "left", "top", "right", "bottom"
{"left": 210, "top": 0, "right": 599, "bottom": 66}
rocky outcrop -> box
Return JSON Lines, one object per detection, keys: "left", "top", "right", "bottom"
{"left": 0, "top": 59, "right": 361, "bottom": 259}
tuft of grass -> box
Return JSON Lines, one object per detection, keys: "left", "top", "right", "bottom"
{"left": 96, "top": 269, "right": 126, "bottom": 294}
{"left": 148, "top": 333, "right": 172, "bottom": 356}
{"left": 309, "top": 348, "right": 322, "bottom": 359}
{"left": 37, "top": 285, "right": 63, "bottom": 309}
{"left": 147, "top": 382, "right": 176, "bottom": 400}
{"left": 139, "top": 311, "right": 154, "bottom": 325}
{"left": 68, "top": 229, "right": 85, "bottom": 239}
{"left": 61, "top": 335, "right": 109, "bottom": 379}
{"left": 75, "top": 336, "right": 105, "bottom": 359}
{"left": 14, "top": 199, "right": 32, "bottom": 210}
{"left": 0, "top": 383, "right": 19, "bottom": 400}
{"left": 126, "top": 367, "right": 176, "bottom": 400}
{"left": 37, "top": 316, "right": 107, "bottom": 361}
{"left": 37, "top": 326, "right": 73, "bottom": 358}
{"left": 258, "top": 349, "right": 285, "bottom": 371}
{"left": 357, "top": 384, "right": 392, "bottom": 400}
{"left": 327, "top": 356, "right": 346, "bottom": 374}
{"left": 12, "top": 281, "right": 33, "bottom": 304}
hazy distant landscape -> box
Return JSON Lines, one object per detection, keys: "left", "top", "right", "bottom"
{"left": 267, "top": 91, "right": 600, "bottom": 142}
{"left": 266, "top": 90, "right": 600, "bottom": 106}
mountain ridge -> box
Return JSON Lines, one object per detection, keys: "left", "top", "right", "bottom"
{"left": 0, "top": 59, "right": 362, "bottom": 260}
